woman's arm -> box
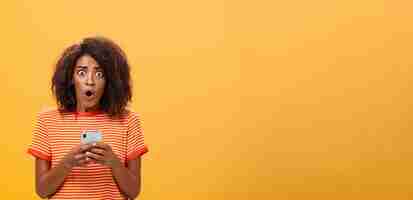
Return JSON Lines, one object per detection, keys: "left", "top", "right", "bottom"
{"left": 111, "top": 158, "right": 141, "bottom": 199}
{"left": 35, "top": 158, "right": 71, "bottom": 198}
{"left": 88, "top": 143, "right": 141, "bottom": 199}
{"left": 35, "top": 144, "right": 93, "bottom": 198}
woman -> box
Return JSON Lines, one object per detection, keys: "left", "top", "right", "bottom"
{"left": 27, "top": 37, "right": 148, "bottom": 199}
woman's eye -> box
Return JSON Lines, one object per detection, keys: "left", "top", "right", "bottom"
{"left": 96, "top": 71, "right": 104, "bottom": 79}
{"left": 77, "top": 70, "right": 86, "bottom": 77}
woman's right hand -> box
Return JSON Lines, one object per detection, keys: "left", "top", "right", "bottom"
{"left": 62, "top": 144, "right": 94, "bottom": 169}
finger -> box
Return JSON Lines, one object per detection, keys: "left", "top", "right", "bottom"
{"left": 77, "top": 158, "right": 92, "bottom": 166}
{"left": 90, "top": 148, "right": 105, "bottom": 156}
{"left": 73, "top": 153, "right": 87, "bottom": 160}
{"left": 86, "top": 151, "right": 104, "bottom": 161}
{"left": 79, "top": 144, "right": 93, "bottom": 152}
{"left": 92, "top": 142, "right": 110, "bottom": 150}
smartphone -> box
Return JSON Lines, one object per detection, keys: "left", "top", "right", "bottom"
{"left": 80, "top": 130, "right": 102, "bottom": 144}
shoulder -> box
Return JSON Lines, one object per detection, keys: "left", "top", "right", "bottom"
{"left": 122, "top": 109, "right": 142, "bottom": 123}
{"left": 37, "top": 107, "right": 59, "bottom": 117}
{"left": 36, "top": 107, "right": 65, "bottom": 121}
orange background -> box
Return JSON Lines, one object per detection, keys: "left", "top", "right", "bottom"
{"left": 1, "top": 1, "right": 413, "bottom": 199}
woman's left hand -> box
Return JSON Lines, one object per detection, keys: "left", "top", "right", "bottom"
{"left": 86, "top": 142, "right": 121, "bottom": 168}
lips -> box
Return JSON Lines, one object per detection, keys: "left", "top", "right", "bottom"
{"left": 85, "top": 90, "right": 95, "bottom": 98}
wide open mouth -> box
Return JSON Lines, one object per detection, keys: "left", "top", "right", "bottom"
{"left": 85, "top": 90, "right": 94, "bottom": 97}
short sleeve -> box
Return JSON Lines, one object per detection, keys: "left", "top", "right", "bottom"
{"left": 126, "top": 112, "right": 148, "bottom": 160}
{"left": 27, "top": 112, "right": 51, "bottom": 160}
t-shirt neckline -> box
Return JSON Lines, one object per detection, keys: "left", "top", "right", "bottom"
{"left": 74, "top": 110, "right": 103, "bottom": 117}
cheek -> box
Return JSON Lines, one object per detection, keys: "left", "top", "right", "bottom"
{"left": 73, "top": 81, "right": 82, "bottom": 93}
{"left": 97, "top": 80, "right": 106, "bottom": 95}
{"left": 73, "top": 76, "right": 83, "bottom": 87}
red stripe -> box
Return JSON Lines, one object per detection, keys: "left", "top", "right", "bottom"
{"left": 127, "top": 145, "right": 149, "bottom": 160}
{"left": 27, "top": 148, "right": 51, "bottom": 160}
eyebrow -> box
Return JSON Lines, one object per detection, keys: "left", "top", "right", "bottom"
{"left": 75, "top": 65, "right": 102, "bottom": 70}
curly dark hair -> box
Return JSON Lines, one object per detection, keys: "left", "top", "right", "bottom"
{"left": 51, "top": 36, "right": 132, "bottom": 117}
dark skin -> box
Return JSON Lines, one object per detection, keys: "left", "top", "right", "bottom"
{"left": 35, "top": 55, "right": 141, "bottom": 199}
{"left": 35, "top": 143, "right": 141, "bottom": 199}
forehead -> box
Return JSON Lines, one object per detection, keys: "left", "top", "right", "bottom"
{"left": 75, "top": 54, "right": 99, "bottom": 67}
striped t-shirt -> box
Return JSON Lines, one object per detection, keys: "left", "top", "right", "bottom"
{"left": 27, "top": 109, "right": 148, "bottom": 200}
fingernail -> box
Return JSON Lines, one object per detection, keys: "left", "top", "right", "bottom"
{"left": 86, "top": 152, "right": 90, "bottom": 155}
{"left": 93, "top": 143, "right": 96, "bottom": 146}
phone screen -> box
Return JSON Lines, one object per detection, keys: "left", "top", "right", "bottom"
{"left": 81, "top": 130, "right": 102, "bottom": 144}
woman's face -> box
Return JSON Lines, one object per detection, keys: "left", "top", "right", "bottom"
{"left": 73, "top": 54, "right": 106, "bottom": 112}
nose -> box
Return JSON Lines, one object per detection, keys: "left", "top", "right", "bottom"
{"left": 86, "top": 72, "right": 95, "bottom": 86}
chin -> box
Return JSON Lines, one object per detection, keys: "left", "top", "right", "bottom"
{"left": 85, "top": 103, "right": 99, "bottom": 110}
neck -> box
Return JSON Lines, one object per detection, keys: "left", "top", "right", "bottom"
{"left": 76, "top": 104, "right": 100, "bottom": 113}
